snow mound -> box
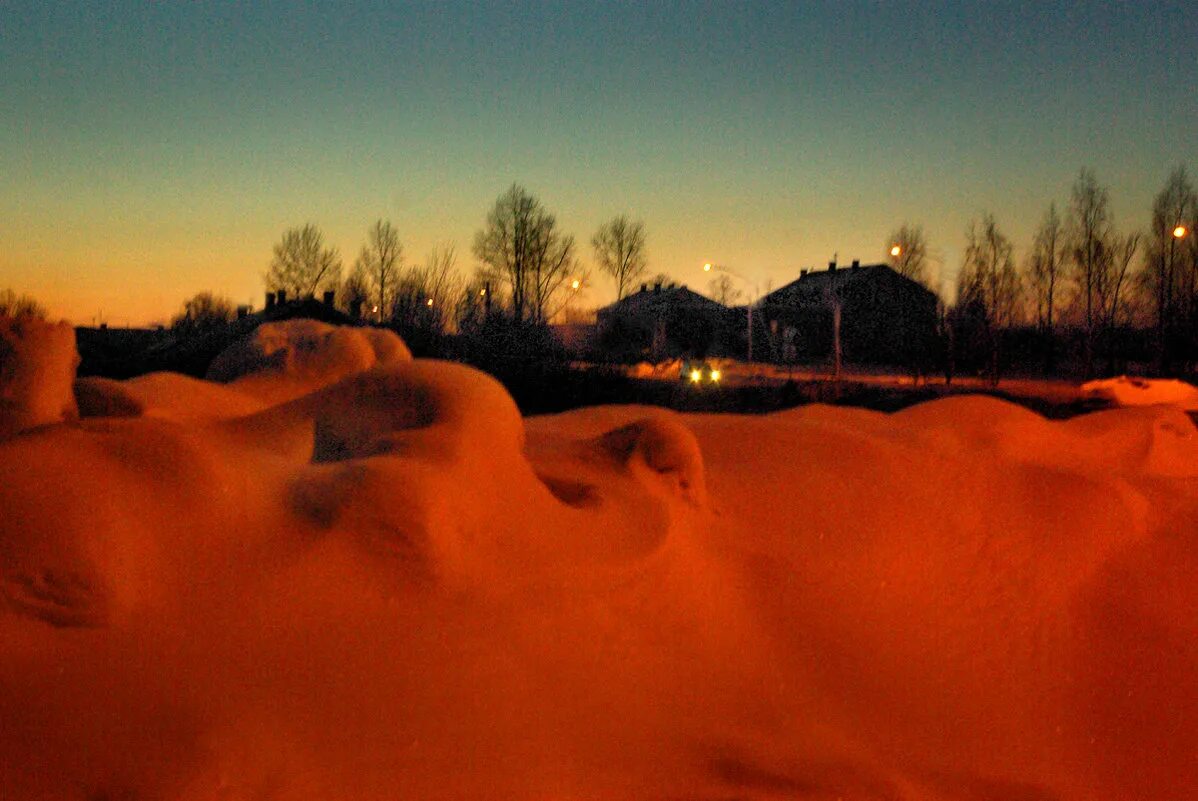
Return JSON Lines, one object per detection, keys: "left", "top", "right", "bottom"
{"left": 1082, "top": 374, "right": 1198, "bottom": 411}
{"left": 2, "top": 320, "right": 1197, "bottom": 800}
{"left": 0, "top": 316, "right": 78, "bottom": 438}
{"left": 207, "top": 319, "right": 412, "bottom": 403}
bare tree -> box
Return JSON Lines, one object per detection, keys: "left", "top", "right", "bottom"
{"left": 592, "top": 214, "right": 648, "bottom": 300}
{"left": 1024, "top": 203, "right": 1066, "bottom": 370}
{"left": 393, "top": 243, "right": 465, "bottom": 333}
{"left": 958, "top": 214, "right": 1021, "bottom": 384}
{"left": 1025, "top": 204, "right": 1065, "bottom": 333}
{"left": 886, "top": 223, "right": 929, "bottom": 284}
{"left": 0, "top": 289, "right": 47, "bottom": 320}
{"left": 1144, "top": 167, "right": 1197, "bottom": 373}
{"left": 707, "top": 274, "right": 743, "bottom": 306}
{"left": 473, "top": 184, "right": 580, "bottom": 324}
{"left": 266, "top": 224, "right": 342, "bottom": 298}
{"left": 354, "top": 220, "right": 403, "bottom": 322}
{"left": 1097, "top": 232, "right": 1140, "bottom": 331}
{"left": 1066, "top": 169, "right": 1113, "bottom": 377}
{"left": 171, "top": 292, "right": 235, "bottom": 334}
{"left": 341, "top": 263, "right": 372, "bottom": 317}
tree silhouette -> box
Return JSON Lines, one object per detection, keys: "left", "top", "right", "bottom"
{"left": 886, "top": 223, "right": 929, "bottom": 285}
{"left": 1066, "top": 169, "right": 1113, "bottom": 377}
{"left": 473, "top": 184, "right": 579, "bottom": 324}
{"left": 0, "top": 289, "right": 47, "bottom": 320}
{"left": 266, "top": 224, "right": 342, "bottom": 298}
{"left": 592, "top": 214, "right": 648, "bottom": 300}
{"left": 1144, "top": 167, "right": 1197, "bottom": 373}
{"left": 958, "top": 214, "right": 1020, "bottom": 384}
{"left": 171, "top": 292, "right": 235, "bottom": 334}
{"left": 707, "top": 274, "right": 743, "bottom": 305}
{"left": 353, "top": 220, "right": 402, "bottom": 321}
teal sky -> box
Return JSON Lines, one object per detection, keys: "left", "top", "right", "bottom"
{"left": 2, "top": 1, "right": 1195, "bottom": 324}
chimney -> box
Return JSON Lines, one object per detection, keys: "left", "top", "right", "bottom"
{"left": 265, "top": 292, "right": 276, "bottom": 310}
{"left": 851, "top": 259, "right": 860, "bottom": 269}
{"left": 640, "top": 283, "right": 649, "bottom": 293}
{"left": 800, "top": 269, "right": 808, "bottom": 277}
{"left": 236, "top": 305, "right": 249, "bottom": 320}
{"left": 322, "top": 290, "right": 335, "bottom": 308}
{"left": 828, "top": 260, "right": 837, "bottom": 271}
{"left": 653, "top": 281, "right": 662, "bottom": 293}
{"left": 276, "top": 289, "right": 287, "bottom": 305}
{"left": 349, "top": 299, "right": 363, "bottom": 319}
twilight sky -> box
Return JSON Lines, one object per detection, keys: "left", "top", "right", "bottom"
{"left": 2, "top": 1, "right": 1195, "bottom": 325}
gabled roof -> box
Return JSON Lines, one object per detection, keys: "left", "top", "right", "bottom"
{"left": 597, "top": 284, "right": 727, "bottom": 316}
{"left": 760, "top": 263, "right": 934, "bottom": 308}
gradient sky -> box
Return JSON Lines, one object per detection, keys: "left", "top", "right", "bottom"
{"left": 2, "top": 1, "right": 1196, "bottom": 325}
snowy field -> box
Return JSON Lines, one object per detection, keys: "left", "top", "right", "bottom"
{"left": 2, "top": 317, "right": 1196, "bottom": 800}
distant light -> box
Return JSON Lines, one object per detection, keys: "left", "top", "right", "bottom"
{"left": 1174, "top": 225, "right": 1189, "bottom": 239}
{"left": 710, "top": 369, "right": 721, "bottom": 382}
{"left": 703, "top": 263, "right": 713, "bottom": 272}
{"left": 890, "top": 245, "right": 902, "bottom": 257}
{"left": 426, "top": 298, "right": 434, "bottom": 306}
{"left": 571, "top": 279, "right": 580, "bottom": 290}
{"left": 371, "top": 305, "right": 379, "bottom": 313}
{"left": 479, "top": 288, "right": 487, "bottom": 296}
{"left": 690, "top": 369, "right": 702, "bottom": 382}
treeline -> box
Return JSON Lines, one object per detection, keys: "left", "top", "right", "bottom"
{"left": 179, "top": 184, "right": 650, "bottom": 336}
{"left": 896, "top": 166, "right": 1196, "bottom": 381}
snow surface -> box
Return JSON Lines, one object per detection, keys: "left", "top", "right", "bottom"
{"left": 2, "top": 318, "right": 1197, "bottom": 800}
{"left": 1082, "top": 374, "right": 1198, "bottom": 411}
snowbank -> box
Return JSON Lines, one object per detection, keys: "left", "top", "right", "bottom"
{"left": 0, "top": 317, "right": 78, "bottom": 438}
{"left": 1, "top": 319, "right": 1196, "bottom": 800}
{"left": 1082, "top": 374, "right": 1198, "bottom": 411}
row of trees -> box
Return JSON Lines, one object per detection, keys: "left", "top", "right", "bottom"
{"left": 886, "top": 166, "right": 1196, "bottom": 379}
{"left": 257, "top": 185, "right": 651, "bottom": 331}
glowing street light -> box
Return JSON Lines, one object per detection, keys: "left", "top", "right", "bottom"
{"left": 426, "top": 298, "right": 434, "bottom": 307}
{"left": 571, "top": 279, "right": 580, "bottom": 290}
{"left": 1174, "top": 225, "right": 1189, "bottom": 239}
{"left": 890, "top": 244, "right": 902, "bottom": 257}
{"left": 703, "top": 263, "right": 713, "bottom": 272}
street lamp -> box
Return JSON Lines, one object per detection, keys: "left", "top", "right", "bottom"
{"left": 1160, "top": 222, "right": 1190, "bottom": 372}
{"left": 703, "top": 262, "right": 760, "bottom": 362}
{"left": 890, "top": 244, "right": 902, "bottom": 258}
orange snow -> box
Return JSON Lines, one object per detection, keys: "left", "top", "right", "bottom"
{"left": 1, "top": 318, "right": 1196, "bottom": 800}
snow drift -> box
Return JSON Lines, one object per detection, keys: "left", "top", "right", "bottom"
{"left": 1, "top": 318, "right": 1196, "bottom": 800}
{"left": 1083, "top": 374, "right": 1198, "bottom": 411}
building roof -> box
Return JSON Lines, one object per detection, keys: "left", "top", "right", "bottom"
{"left": 760, "top": 263, "right": 935, "bottom": 308}
{"left": 597, "top": 283, "right": 727, "bottom": 316}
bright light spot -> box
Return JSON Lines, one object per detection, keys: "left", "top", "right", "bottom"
{"left": 890, "top": 245, "right": 902, "bottom": 257}
{"left": 710, "top": 369, "right": 721, "bottom": 382}
{"left": 1174, "top": 225, "right": 1189, "bottom": 239}
{"left": 703, "top": 263, "right": 713, "bottom": 272}
{"left": 426, "top": 298, "right": 434, "bottom": 307}
{"left": 690, "top": 369, "right": 702, "bottom": 382}
{"left": 479, "top": 288, "right": 487, "bottom": 296}
{"left": 371, "top": 305, "right": 379, "bottom": 313}
{"left": 571, "top": 279, "right": 580, "bottom": 290}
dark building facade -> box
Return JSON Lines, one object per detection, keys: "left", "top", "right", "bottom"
{"left": 595, "top": 282, "right": 729, "bottom": 360}
{"left": 758, "top": 261, "right": 939, "bottom": 366}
